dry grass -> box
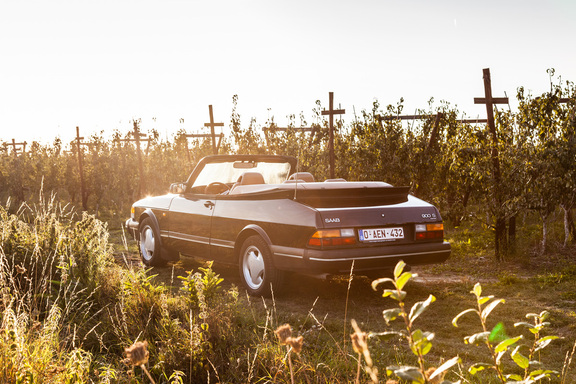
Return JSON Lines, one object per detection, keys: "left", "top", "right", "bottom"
{"left": 2, "top": 197, "right": 576, "bottom": 383}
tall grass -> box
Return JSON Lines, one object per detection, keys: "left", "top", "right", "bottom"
{"left": 1, "top": 194, "right": 575, "bottom": 383}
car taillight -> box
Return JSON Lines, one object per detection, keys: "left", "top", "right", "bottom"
{"left": 308, "top": 228, "right": 357, "bottom": 248}
{"left": 415, "top": 223, "right": 444, "bottom": 240}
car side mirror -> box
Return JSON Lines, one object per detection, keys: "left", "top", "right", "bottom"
{"left": 169, "top": 183, "right": 186, "bottom": 194}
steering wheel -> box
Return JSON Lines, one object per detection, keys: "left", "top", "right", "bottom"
{"left": 205, "top": 181, "right": 231, "bottom": 195}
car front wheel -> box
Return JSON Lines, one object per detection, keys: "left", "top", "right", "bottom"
{"left": 139, "top": 217, "right": 167, "bottom": 267}
{"left": 239, "top": 235, "right": 283, "bottom": 297}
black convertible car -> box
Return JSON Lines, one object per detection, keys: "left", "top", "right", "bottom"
{"left": 126, "top": 154, "right": 450, "bottom": 296}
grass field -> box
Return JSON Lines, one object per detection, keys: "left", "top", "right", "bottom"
{"left": 112, "top": 216, "right": 576, "bottom": 383}
{"left": 2, "top": 199, "right": 576, "bottom": 383}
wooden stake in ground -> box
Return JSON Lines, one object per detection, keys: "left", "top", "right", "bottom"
{"left": 75, "top": 127, "right": 89, "bottom": 211}
{"left": 321, "top": 92, "right": 345, "bottom": 179}
{"left": 132, "top": 121, "right": 147, "bottom": 198}
{"left": 474, "top": 68, "right": 509, "bottom": 260}
{"left": 204, "top": 105, "right": 224, "bottom": 155}
{"left": 7, "top": 139, "right": 27, "bottom": 157}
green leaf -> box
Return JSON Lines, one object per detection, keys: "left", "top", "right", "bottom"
{"left": 382, "top": 308, "right": 402, "bottom": 324}
{"left": 534, "top": 336, "right": 559, "bottom": 352}
{"left": 478, "top": 295, "right": 494, "bottom": 305}
{"left": 494, "top": 335, "right": 522, "bottom": 353}
{"left": 372, "top": 277, "right": 394, "bottom": 290}
{"left": 411, "top": 330, "right": 435, "bottom": 356}
{"left": 409, "top": 295, "right": 436, "bottom": 324}
{"left": 465, "top": 332, "right": 490, "bottom": 345}
{"left": 393, "top": 260, "right": 406, "bottom": 278}
{"left": 528, "top": 369, "right": 559, "bottom": 379}
{"left": 489, "top": 322, "right": 509, "bottom": 343}
{"left": 514, "top": 321, "right": 537, "bottom": 331}
{"left": 539, "top": 310, "right": 550, "bottom": 321}
{"left": 384, "top": 289, "right": 407, "bottom": 302}
{"left": 511, "top": 346, "right": 530, "bottom": 369}
{"left": 505, "top": 373, "right": 523, "bottom": 381}
{"left": 396, "top": 271, "right": 412, "bottom": 291}
{"left": 428, "top": 356, "right": 460, "bottom": 381}
{"left": 452, "top": 308, "right": 477, "bottom": 327}
{"left": 468, "top": 363, "right": 491, "bottom": 375}
{"left": 420, "top": 340, "right": 433, "bottom": 356}
{"left": 371, "top": 331, "right": 406, "bottom": 340}
{"left": 387, "top": 365, "right": 424, "bottom": 383}
{"left": 481, "top": 299, "right": 505, "bottom": 322}
{"left": 472, "top": 283, "right": 482, "bottom": 298}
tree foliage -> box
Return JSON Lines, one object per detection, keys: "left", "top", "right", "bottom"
{"left": 0, "top": 71, "right": 574, "bottom": 257}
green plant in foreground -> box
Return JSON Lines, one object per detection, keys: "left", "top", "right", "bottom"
{"left": 178, "top": 261, "right": 224, "bottom": 309}
{"left": 453, "top": 283, "right": 559, "bottom": 383}
{"left": 372, "top": 260, "right": 460, "bottom": 384}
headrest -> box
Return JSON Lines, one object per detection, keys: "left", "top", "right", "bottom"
{"left": 288, "top": 172, "right": 315, "bottom": 182}
{"left": 237, "top": 171, "right": 265, "bottom": 185}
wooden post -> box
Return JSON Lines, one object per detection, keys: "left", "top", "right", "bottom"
{"left": 117, "top": 123, "right": 148, "bottom": 198}
{"left": 132, "top": 121, "right": 147, "bottom": 198}
{"left": 321, "top": 92, "right": 345, "bottom": 179}
{"left": 474, "top": 68, "right": 509, "bottom": 260}
{"left": 7, "top": 139, "right": 27, "bottom": 157}
{"left": 183, "top": 132, "right": 225, "bottom": 162}
{"left": 204, "top": 105, "right": 224, "bottom": 155}
{"left": 75, "top": 127, "right": 89, "bottom": 211}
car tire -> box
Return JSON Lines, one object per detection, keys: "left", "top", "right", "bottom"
{"left": 139, "top": 217, "right": 168, "bottom": 267}
{"left": 239, "top": 235, "right": 283, "bottom": 297}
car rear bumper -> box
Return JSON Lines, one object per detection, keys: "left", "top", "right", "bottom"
{"left": 272, "top": 241, "right": 451, "bottom": 275}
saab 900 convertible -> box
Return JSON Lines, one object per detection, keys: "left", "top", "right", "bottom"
{"left": 126, "top": 154, "right": 451, "bottom": 296}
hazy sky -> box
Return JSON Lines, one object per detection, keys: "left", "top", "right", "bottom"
{"left": 1, "top": 0, "right": 575, "bottom": 145}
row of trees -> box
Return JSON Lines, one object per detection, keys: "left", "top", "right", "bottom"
{"left": 1, "top": 73, "right": 574, "bottom": 258}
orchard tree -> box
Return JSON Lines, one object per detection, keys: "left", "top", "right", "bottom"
{"left": 516, "top": 71, "right": 575, "bottom": 252}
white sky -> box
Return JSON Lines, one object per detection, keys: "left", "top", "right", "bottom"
{"left": 1, "top": 0, "right": 575, "bottom": 145}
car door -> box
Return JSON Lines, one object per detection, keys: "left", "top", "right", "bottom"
{"left": 168, "top": 191, "right": 216, "bottom": 258}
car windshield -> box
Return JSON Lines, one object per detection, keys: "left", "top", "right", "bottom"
{"left": 192, "top": 160, "right": 292, "bottom": 188}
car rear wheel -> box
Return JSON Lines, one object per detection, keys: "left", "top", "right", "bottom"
{"left": 239, "top": 235, "right": 283, "bottom": 297}
{"left": 139, "top": 217, "right": 168, "bottom": 267}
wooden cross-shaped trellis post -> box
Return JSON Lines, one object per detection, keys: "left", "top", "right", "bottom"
{"left": 321, "top": 92, "right": 345, "bottom": 179}
{"left": 6, "top": 139, "right": 27, "bottom": 157}
{"left": 474, "top": 67, "right": 509, "bottom": 260}
{"left": 74, "top": 126, "right": 92, "bottom": 211}
{"left": 204, "top": 105, "right": 224, "bottom": 155}
{"left": 117, "top": 121, "right": 149, "bottom": 198}
{"left": 182, "top": 105, "right": 224, "bottom": 162}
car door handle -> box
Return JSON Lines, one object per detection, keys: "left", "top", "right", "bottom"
{"left": 204, "top": 201, "right": 215, "bottom": 209}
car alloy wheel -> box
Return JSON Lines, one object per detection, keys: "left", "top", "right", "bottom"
{"left": 140, "top": 224, "right": 156, "bottom": 262}
{"left": 239, "top": 235, "right": 283, "bottom": 296}
{"left": 242, "top": 244, "right": 266, "bottom": 290}
{"left": 138, "top": 217, "right": 167, "bottom": 267}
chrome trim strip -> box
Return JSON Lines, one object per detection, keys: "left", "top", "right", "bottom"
{"left": 274, "top": 252, "right": 303, "bottom": 259}
{"left": 308, "top": 249, "right": 449, "bottom": 262}
{"left": 167, "top": 232, "right": 210, "bottom": 246}
{"left": 211, "top": 239, "right": 235, "bottom": 249}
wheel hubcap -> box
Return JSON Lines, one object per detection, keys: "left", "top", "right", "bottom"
{"left": 243, "top": 245, "right": 265, "bottom": 290}
{"left": 140, "top": 226, "right": 155, "bottom": 261}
